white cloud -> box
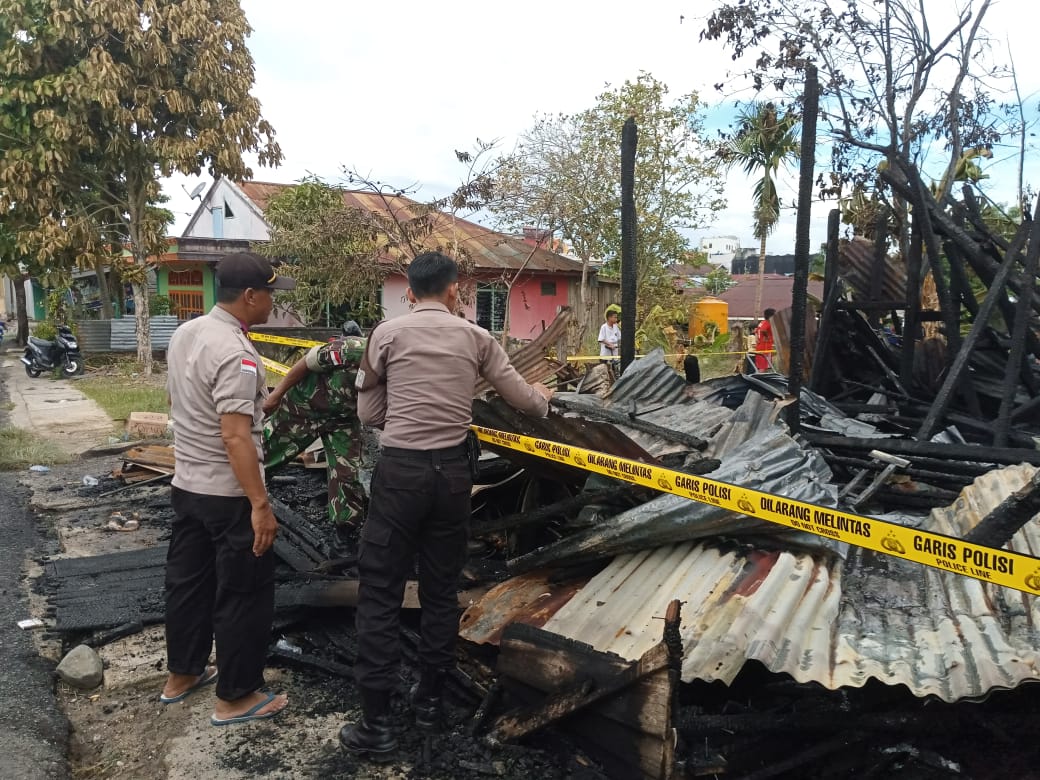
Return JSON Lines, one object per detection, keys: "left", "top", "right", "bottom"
{"left": 163, "top": 0, "right": 1040, "bottom": 260}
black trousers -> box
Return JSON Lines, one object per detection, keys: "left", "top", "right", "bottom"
{"left": 165, "top": 486, "right": 275, "bottom": 702}
{"left": 354, "top": 448, "right": 472, "bottom": 692}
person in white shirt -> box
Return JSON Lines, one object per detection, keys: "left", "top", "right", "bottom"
{"left": 598, "top": 308, "right": 621, "bottom": 358}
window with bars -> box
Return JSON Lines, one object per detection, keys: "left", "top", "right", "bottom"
{"left": 167, "top": 268, "right": 206, "bottom": 318}
{"left": 168, "top": 269, "right": 203, "bottom": 286}
{"left": 475, "top": 283, "right": 507, "bottom": 332}
{"left": 167, "top": 290, "right": 204, "bottom": 318}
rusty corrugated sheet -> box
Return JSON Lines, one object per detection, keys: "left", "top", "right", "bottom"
{"left": 837, "top": 236, "right": 907, "bottom": 302}
{"left": 458, "top": 570, "right": 592, "bottom": 646}
{"left": 475, "top": 307, "right": 571, "bottom": 395}
{"left": 238, "top": 181, "right": 584, "bottom": 275}
{"left": 524, "top": 465, "right": 1040, "bottom": 702}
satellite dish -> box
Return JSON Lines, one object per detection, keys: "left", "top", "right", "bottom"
{"left": 188, "top": 182, "right": 206, "bottom": 200}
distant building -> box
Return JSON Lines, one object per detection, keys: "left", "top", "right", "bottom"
{"left": 730, "top": 251, "right": 799, "bottom": 276}
{"left": 699, "top": 236, "right": 741, "bottom": 270}
{"left": 716, "top": 274, "right": 824, "bottom": 320}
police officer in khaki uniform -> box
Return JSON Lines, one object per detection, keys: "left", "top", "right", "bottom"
{"left": 340, "top": 251, "right": 552, "bottom": 759}
{"left": 162, "top": 252, "right": 294, "bottom": 726}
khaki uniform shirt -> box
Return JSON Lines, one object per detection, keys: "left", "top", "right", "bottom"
{"left": 167, "top": 305, "right": 267, "bottom": 496}
{"left": 357, "top": 302, "right": 548, "bottom": 449}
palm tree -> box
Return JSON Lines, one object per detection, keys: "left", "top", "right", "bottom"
{"left": 722, "top": 103, "right": 800, "bottom": 320}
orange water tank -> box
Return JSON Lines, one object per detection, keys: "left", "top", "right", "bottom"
{"left": 688, "top": 297, "right": 729, "bottom": 341}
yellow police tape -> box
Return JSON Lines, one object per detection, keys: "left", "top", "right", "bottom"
{"left": 260, "top": 356, "right": 290, "bottom": 377}
{"left": 249, "top": 331, "right": 325, "bottom": 349}
{"left": 471, "top": 426, "right": 1040, "bottom": 595}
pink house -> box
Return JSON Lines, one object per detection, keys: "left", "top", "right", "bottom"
{"left": 184, "top": 180, "right": 591, "bottom": 340}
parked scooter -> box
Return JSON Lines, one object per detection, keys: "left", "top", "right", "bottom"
{"left": 21, "top": 325, "right": 84, "bottom": 377}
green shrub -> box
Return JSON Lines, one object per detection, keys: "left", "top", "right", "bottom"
{"left": 150, "top": 294, "right": 174, "bottom": 315}
{"left": 32, "top": 321, "right": 56, "bottom": 340}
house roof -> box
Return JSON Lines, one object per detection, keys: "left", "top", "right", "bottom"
{"left": 236, "top": 181, "right": 586, "bottom": 276}
{"left": 716, "top": 273, "right": 824, "bottom": 318}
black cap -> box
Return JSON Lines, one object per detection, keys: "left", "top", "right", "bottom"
{"left": 215, "top": 252, "right": 296, "bottom": 290}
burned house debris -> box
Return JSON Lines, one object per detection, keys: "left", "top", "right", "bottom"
{"left": 33, "top": 181, "right": 1040, "bottom": 778}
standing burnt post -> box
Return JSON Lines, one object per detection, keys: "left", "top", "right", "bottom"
{"left": 784, "top": 64, "right": 818, "bottom": 433}
{"left": 621, "top": 116, "right": 638, "bottom": 374}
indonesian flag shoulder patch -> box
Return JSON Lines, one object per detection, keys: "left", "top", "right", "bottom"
{"left": 240, "top": 358, "right": 258, "bottom": 375}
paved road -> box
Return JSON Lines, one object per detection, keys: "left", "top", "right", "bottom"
{"left": 0, "top": 339, "right": 71, "bottom": 779}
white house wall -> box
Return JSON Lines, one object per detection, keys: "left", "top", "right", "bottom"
{"left": 182, "top": 179, "right": 270, "bottom": 241}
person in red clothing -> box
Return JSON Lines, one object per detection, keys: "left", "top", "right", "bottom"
{"left": 753, "top": 308, "right": 776, "bottom": 372}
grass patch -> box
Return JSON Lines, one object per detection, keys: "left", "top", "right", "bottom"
{"left": 77, "top": 376, "right": 168, "bottom": 423}
{"left": 0, "top": 426, "right": 70, "bottom": 470}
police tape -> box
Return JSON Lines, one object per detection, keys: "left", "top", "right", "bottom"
{"left": 471, "top": 426, "right": 1040, "bottom": 596}
{"left": 260, "top": 356, "right": 290, "bottom": 377}
{"left": 248, "top": 332, "right": 325, "bottom": 349}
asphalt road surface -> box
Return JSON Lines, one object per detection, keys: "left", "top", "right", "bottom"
{"left": 0, "top": 341, "right": 70, "bottom": 779}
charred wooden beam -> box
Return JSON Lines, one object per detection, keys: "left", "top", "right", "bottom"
{"left": 550, "top": 397, "right": 707, "bottom": 451}
{"left": 822, "top": 454, "right": 974, "bottom": 488}
{"left": 899, "top": 209, "right": 924, "bottom": 389}
{"left": 490, "top": 601, "right": 683, "bottom": 779}
{"left": 994, "top": 210, "right": 1040, "bottom": 445}
{"left": 268, "top": 644, "right": 354, "bottom": 678}
{"left": 784, "top": 64, "right": 819, "bottom": 435}
{"left": 944, "top": 241, "right": 980, "bottom": 318}
{"left": 909, "top": 173, "right": 960, "bottom": 358}
{"left": 963, "top": 470, "right": 1040, "bottom": 548}
{"left": 471, "top": 487, "right": 635, "bottom": 538}
{"left": 803, "top": 432, "right": 1040, "bottom": 466}
{"left": 867, "top": 214, "right": 889, "bottom": 326}
{"left": 916, "top": 192, "right": 1040, "bottom": 440}
{"left": 809, "top": 210, "right": 842, "bottom": 393}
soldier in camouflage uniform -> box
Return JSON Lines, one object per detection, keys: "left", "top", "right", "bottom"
{"left": 263, "top": 324, "right": 367, "bottom": 529}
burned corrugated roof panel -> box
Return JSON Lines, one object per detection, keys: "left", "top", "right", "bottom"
{"left": 529, "top": 465, "right": 1040, "bottom": 703}
{"left": 607, "top": 348, "right": 689, "bottom": 405}
{"left": 837, "top": 236, "right": 908, "bottom": 303}
{"left": 509, "top": 422, "right": 838, "bottom": 571}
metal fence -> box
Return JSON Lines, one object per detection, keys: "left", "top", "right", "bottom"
{"left": 74, "top": 316, "right": 181, "bottom": 352}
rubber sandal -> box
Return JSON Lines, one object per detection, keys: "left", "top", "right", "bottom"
{"left": 210, "top": 692, "right": 285, "bottom": 726}
{"left": 160, "top": 666, "right": 219, "bottom": 704}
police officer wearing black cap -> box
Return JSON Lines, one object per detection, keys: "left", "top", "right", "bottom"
{"left": 163, "top": 252, "right": 296, "bottom": 726}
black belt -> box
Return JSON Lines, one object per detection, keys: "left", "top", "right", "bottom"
{"left": 381, "top": 444, "right": 467, "bottom": 461}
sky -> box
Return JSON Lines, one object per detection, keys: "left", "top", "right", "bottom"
{"left": 162, "top": 0, "right": 1040, "bottom": 260}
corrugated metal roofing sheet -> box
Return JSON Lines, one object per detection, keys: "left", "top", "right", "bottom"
{"left": 837, "top": 236, "right": 907, "bottom": 303}
{"left": 533, "top": 464, "right": 1040, "bottom": 702}
{"left": 238, "top": 181, "right": 585, "bottom": 275}
{"left": 510, "top": 420, "right": 838, "bottom": 571}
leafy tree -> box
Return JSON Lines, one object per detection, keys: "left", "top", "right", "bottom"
{"left": 704, "top": 266, "right": 735, "bottom": 295}
{"left": 260, "top": 178, "right": 385, "bottom": 326}
{"left": 702, "top": 0, "right": 1007, "bottom": 253}
{"left": 719, "top": 102, "right": 800, "bottom": 319}
{"left": 262, "top": 151, "right": 497, "bottom": 327}
{"left": 0, "top": 0, "right": 281, "bottom": 374}
{"left": 493, "top": 73, "right": 725, "bottom": 346}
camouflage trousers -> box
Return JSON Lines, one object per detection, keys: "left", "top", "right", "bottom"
{"left": 263, "top": 372, "right": 366, "bottom": 527}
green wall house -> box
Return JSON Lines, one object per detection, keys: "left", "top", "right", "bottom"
{"left": 156, "top": 263, "right": 215, "bottom": 319}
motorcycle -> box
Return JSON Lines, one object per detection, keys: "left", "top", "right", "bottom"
{"left": 21, "top": 325, "right": 84, "bottom": 378}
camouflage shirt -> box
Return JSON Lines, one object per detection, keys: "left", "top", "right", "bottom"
{"left": 304, "top": 336, "right": 367, "bottom": 373}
